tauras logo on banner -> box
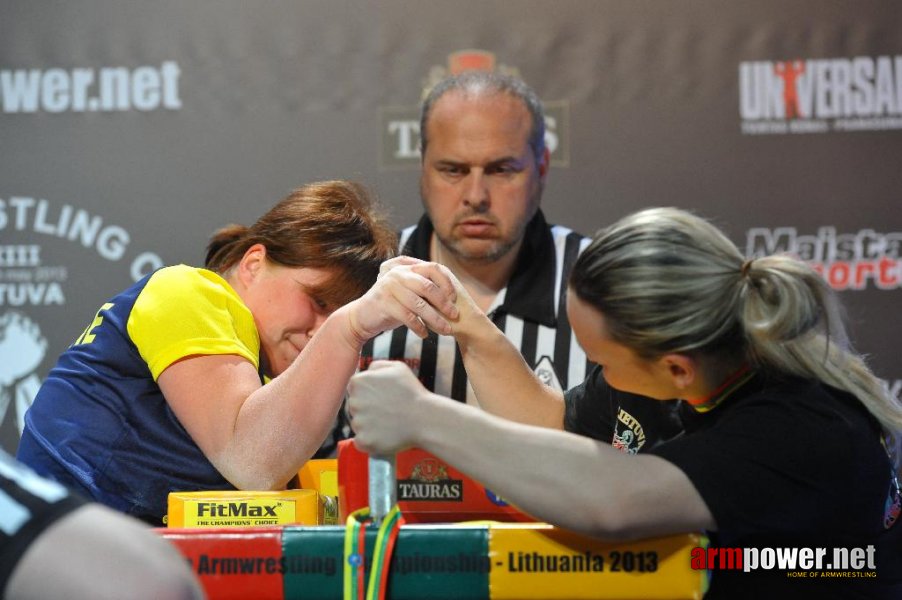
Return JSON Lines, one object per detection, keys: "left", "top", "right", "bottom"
{"left": 380, "top": 50, "right": 569, "bottom": 168}
{"left": 745, "top": 226, "right": 902, "bottom": 291}
{"left": 0, "top": 61, "right": 181, "bottom": 114}
{"left": 738, "top": 55, "right": 902, "bottom": 134}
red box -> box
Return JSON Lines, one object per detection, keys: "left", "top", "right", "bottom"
{"left": 337, "top": 440, "right": 536, "bottom": 523}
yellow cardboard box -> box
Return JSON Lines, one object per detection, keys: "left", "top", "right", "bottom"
{"left": 167, "top": 489, "right": 322, "bottom": 528}
{"left": 298, "top": 459, "right": 339, "bottom": 525}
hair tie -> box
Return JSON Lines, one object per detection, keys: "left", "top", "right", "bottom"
{"left": 740, "top": 259, "right": 754, "bottom": 277}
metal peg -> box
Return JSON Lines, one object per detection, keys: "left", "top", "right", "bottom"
{"left": 368, "top": 454, "right": 396, "bottom": 525}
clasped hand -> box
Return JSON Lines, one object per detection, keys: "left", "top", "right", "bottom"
{"left": 346, "top": 256, "right": 480, "bottom": 454}
{"left": 347, "top": 360, "right": 432, "bottom": 455}
{"left": 347, "top": 257, "right": 460, "bottom": 343}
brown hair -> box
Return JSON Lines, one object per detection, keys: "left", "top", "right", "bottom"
{"left": 205, "top": 180, "right": 397, "bottom": 308}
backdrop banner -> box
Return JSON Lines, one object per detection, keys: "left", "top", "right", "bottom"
{"left": 2, "top": 0, "right": 900, "bottom": 454}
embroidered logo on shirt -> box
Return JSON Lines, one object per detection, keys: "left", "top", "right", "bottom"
{"left": 612, "top": 408, "right": 646, "bottom": 455}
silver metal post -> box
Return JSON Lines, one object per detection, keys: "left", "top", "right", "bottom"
{"left": 368, "top": 454, "right": 396, "bottom": 526}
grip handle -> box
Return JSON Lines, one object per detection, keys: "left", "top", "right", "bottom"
{"left": 368, "top": 454, "right": 396, "bottom": 525}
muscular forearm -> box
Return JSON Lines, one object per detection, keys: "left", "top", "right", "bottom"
{"left": 226, "top": 306, "right": 362, "bottom": 488}
{"left": 166, "top": 260, "right": 458, "bottom": 491}
{"left": 410, "top": 396, "right": 612, "bottom": 535}
{"left": 348, "top": 358, "right": 713, "bottom": 539}
{"left": 409, "top": 393, "right": 706, "bottom": 541}
{"left": 6, "top": 504, "right": 204, "bottom": 600}
{"left": 454, "top": 311, "right": 565, "bottom": 428}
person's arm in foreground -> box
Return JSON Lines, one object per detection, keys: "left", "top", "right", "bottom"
{"left": 348, "top": 361, "right": 714, "bottom": 541}
{"left": 6, "top": 503, "right": 202, "bottom": 600}
{"left": 158, "top": 261, "right": 458, "bottom": 491}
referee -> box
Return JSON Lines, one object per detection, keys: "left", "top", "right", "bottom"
{"left": 319, "top": 70, "right": 688, "bottom": 458}
{"left": 364, "top": 70, "right": 590, "bottom": 402}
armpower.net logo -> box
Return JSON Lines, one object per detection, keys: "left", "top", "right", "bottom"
{"left": 692, "top": 545, "right": 879, "bottom": 579}
{"left": 1, "top": 61, "right": 181, "bottom": 113}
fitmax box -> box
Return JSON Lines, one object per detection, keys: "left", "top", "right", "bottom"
{"left": 167, "top": 489, "right": 322, "bottom": 528}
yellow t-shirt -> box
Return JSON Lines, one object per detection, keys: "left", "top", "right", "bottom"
{"left": 127, "top": 265, "right": 260, "bottom": 379}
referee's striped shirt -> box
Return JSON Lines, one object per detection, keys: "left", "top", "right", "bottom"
{"left": 361, "top": 210, "right": 591, "bottom": 403}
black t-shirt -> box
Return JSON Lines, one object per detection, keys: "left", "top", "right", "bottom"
{"left": 0, "top": 450, "right": 87, "bottom": 594}
{"left": 564, "top": 364, "right": 689, "bottom": 452}
{"left": 650, "top": 372, "right": 902, "bottom": 599}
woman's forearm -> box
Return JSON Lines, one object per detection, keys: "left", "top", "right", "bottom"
{"left": 230, "top": 306, "right": 362, "bottom": 487}
{"left": 453, "top": 311, "right": 565, "bottom": 428}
